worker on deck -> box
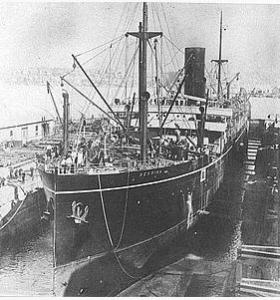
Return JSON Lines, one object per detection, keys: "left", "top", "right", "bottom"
{"left": 61, "top": 156, "right": 67, "bottom": 174}
{"left": 77, "top": 148, "right": 84, "bottom": 168}
{"left": 66, "top": 154, "right": 73, "bottom": 170}
{"left": 46, "top": 145, "right": 52, "bottom": 160}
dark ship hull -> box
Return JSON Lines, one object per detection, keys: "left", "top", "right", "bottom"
{"left": 0, "top": 187, "right": 46, "bottom": 249}
{"left": 39, "top": 125, "right": 248, "bottom": 296}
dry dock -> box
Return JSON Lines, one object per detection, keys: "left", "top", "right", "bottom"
{"left": 118, "top": 119, "right": 280, "bottom": 297}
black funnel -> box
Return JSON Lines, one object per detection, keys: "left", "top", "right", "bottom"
{"left": 184, "top": 47, "right": 205, "bottom": 99}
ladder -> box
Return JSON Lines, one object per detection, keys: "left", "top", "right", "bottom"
{"left": 244, "top": 139, "right": 261, "bottom": 176}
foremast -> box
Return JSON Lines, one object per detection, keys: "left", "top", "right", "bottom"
{"left": 127, "top": 3, "right": 162, "bottom": 164}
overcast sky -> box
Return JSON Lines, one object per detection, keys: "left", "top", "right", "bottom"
{"left": 0, "top": 2, "right": 280, "bottom": 89}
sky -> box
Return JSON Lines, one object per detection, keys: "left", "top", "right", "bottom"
{"left": 0, "top": 2, "right": 280, "bottom": 90}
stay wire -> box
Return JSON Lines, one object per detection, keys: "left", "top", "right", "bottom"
{"left": 79, "top": 36, "right": 123, "bottom": 115}
{"left": 124, "top": 3, "right": 140, "bottom": 33}
{"left": 160, "top": 3, "right": 180, "bottom": 70}
{"left": 154, "top": 6, "right": 178, "bottom": 75}
{"left": 112, "top": 45, "right": 139, "bottom": 102}
{"left": 81, "top": 46, "right": 111, "bottom": 67}
{"left": 147, "top": 37, "right": 166, "bottom": 93}
{"left": 164, "top": 35, "right": 184, "bottom": 54}
{"left": 128, "top": 42, "right": 137, "bottom": 101}
{"left": 75, "top": 35, "right": 124, "bottom": 57}
{"left": 112, "top": 3, "right": 128, "bottom": 39}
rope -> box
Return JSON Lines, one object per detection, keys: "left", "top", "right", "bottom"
{"left": 112, "top": 45, "right": 139, "bottom": 101}
{"left": 115, "top": 171, "right": 130, "bottom": 249}
{"left": 97, "top": 173, "right": 114, "bottom": 247}
{"left": 125, "top": 3, "right": 140, "bottom": 32}
{"left": 61, "top": 67, "right": 75, "bottom": 80}
{"left": 83, "top": 44, "right": 113, "bottom": 113}
{"left": 97, "top": 173, "right": 141, "bottom": 279}
{"left": 127, "top": 40, "right": 138, "bottom": 101}
{"left": 147, "top": 38, "right": 165, "bottom": 93}
{"left": 154, "top": 7, "right": 177, "bottom": 77}
{"left": 74, "top": 35, "right": 124, "bottom": 115}
{"left": 160, "top": 3, "right": 180, "bottom": 70}
{"left": 75, "top": 35, "right": 124, "bottom": 57}
{"left": 81, "top": 46, "right": 111, "bottom": 66}
{"left": 164, "top": 35, "right": 184, "bottom": 54}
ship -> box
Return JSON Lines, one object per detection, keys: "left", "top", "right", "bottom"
{"left": 0, "top": 160, "right": 46, "bottom": 248}
{"left": 38, "top": 3, "right": 250, "bottom": 296}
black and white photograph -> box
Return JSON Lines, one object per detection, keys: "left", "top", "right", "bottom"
{"left": 0, "top": 1, "right": 279, "bottom": 297}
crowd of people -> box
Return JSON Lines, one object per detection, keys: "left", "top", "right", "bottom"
{"left": 43, "top": 124, "right": 216, "bottom": 174}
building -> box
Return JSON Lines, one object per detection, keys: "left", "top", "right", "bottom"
{"left": 0, "top": 102, "right": 55, "bottom": 146}
{"left": 0, "top": 118, "right": 55, "bottom": 147}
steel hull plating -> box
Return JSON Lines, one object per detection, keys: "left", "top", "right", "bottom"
{"left": 0, "top": 188, "right": 46, "bottom": 248}
{"left": 39, "top": 127, "right": 247, "bottom": 296}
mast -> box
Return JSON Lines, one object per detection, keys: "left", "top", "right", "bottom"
{"left": 217, "top": 11, "right": 222, "bottom": 100}
{"left": 62, "top": 89, "right": 69, "bottom": 156}
{"left": 141, "top": 2, "right": 148, "bottom": 163}
{"left": 154, "top": 39, "right": 162, "bottom": 130}
{"left": 125, "top": 35, "right": 128, "bottom": 100}
{"left": 211, "top": 11, "right": 228, "bottom": 102}
{"left": 127, "top": 2, "right": 162, "bottom": 163}
{"left": 47, "top": 81, "right": 62, "bottom": 125}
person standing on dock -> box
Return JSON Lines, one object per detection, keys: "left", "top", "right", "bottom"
{"left": 22, "top": 171, "right": 25, "bottom": 184}
{"left": 9, "top": 167, "right": 14, "bottom": 179}
{"left": 30, "top": 166, "right": 34, "bottom": 180}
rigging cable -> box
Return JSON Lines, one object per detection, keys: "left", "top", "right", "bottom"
{"left": 97, "top": 173, "right": 141, "bottom": 280}
{"left": 147, "top": 38, "right": 167, "bottom": 95}
{"left": 112, "top": 3, "right": 128, "bottom": 39}
{"left": 112, "top": 45, "right": 139, "bottom": 102}
{"left": 128, "top": 40, "right": 138, "bottom": 105}
{"left": 160, "top": 3, "right": 180, "bottom": 70}
{"left": 106, "top": 39, "right": 130, "bottom": 101}
{"left": 79, "top": 36, "right": 124, "bottom": 116}
{"left": 76, "top": 35, "right": 124, "bottom": 58}
{"left": 81, "top": 36, "right": 125, "bottom": 66}
{"left": 163, "top": 34, "right": 184, "bottom": 54}
{"left": 154, "top": 6, "right": 179, "bottom": 78}
{"left": 115, "top": 171, "right": 130, "bottom": 249}
{"left": 124, "top": 3, "right": 140, "bottom": 33}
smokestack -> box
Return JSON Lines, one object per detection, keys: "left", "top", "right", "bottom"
{"left": 184, "top": 47, "right": 205, "bottom": 99}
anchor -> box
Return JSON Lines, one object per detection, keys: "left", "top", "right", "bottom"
{"left": 67, "top": 201, "right": 89, "bottom": 224}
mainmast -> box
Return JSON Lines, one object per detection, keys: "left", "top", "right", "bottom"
{"left": 127, "top": 2, "right": 162, "bottom": 164}
{"left": 217, "top": 12, "right": 223, "bottom": 99}
{"left": 212, "top": 11, "right": 228, "bottom": 102}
